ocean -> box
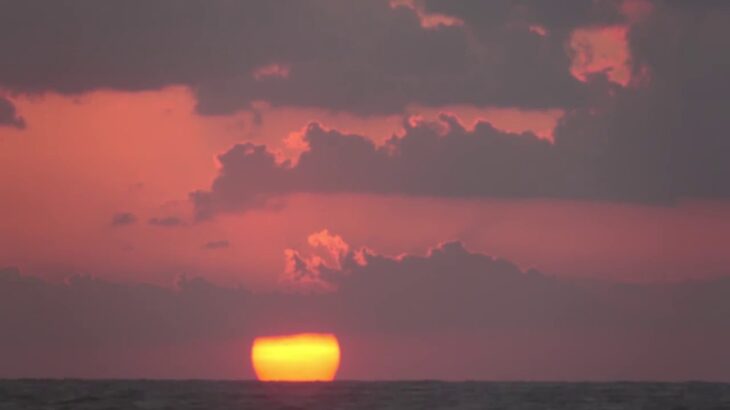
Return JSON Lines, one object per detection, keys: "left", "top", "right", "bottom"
{"left": 1, "top": 380, "right": 728, "bottom": 409}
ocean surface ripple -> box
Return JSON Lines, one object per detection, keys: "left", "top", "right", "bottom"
{"left": 1, "top": 380, "right": 728, "bottom": 409}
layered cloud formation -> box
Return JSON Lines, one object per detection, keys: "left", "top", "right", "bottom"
{"left": 0, "top": 1, "right": 725, "bottom": 123}
{"left": 2, "top": 231, "right": 729, "bottom": 379}
{"left": 0, "top": 0, "right": 626, "bottom": 115}
{"left": 191, "top": 103, "right": 727, "bottom": 218}
{"left": 4, "top": 1, "right": 728, "bottom": 209}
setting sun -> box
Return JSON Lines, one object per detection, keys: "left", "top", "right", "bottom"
{"left": 251, "top": 333, "right": 341, "bottom": 381}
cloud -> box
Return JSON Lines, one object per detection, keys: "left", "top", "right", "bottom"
{"left": 282, "top": 229, "right": 363, "bottom": 292}
{"left": 191, "top": 117, "right": 550, "bottom": 218}
{"left": 420, "top": 0, "right": 625, "bottom": 35}
{"left": 0, "top": 267, "right": 251, "bottom": 350}
{"left": 191, "top": 1, "right": 730, "bottom": 216}
{"left": 192, "top": 96, "right": 721, "bottom": 218}
{"left": 148, "top": 216, "right": 185, "bottom": 227}
{"left": 0, "top": 97, "right": 25, "bottom": 129}
{"left": 202, "top": 240, "right": 230, "bottom": 250}
{"left": 0, "top": 0, "right": 625, "bottom": 116}
{"left": 111, "top": 212, "right": 137, "bottom": 226}
{"left": 2, "top": 231, "right": 730, "bottom": 379}
{"left": 553, "top": 1, "right": 730, "bottom": 199}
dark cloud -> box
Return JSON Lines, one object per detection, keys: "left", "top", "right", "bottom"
{"left": 191, "top": 117, "right": 564, "bottom": 218}
{"left": 552, "top": 0, "right": 730, "bottom": 200}
{"left": 202, "top": 240, "right": 230, "bottom": 250}
{"left": 0, "top": 0, "right": 622, "bottom": 116}
{"left": 282, "top": 230, "right": 730, "bottom": 336}
{"left": 420, "top": 0, "right": 624, "bottom": 35}
{"left": 0, "top": 1, "right": 322, "bottom": 93}
{"left": 191, "top": 1, "right": 730, "bottom": 216}
{"left": 0, "top": 267, "right": 250, "bottom": 351}
{"left": 2, "top": 231, "right": 730, "bottom": 379}
{"left": 111, "top": 212, "right": 137, "bottom": 226}
{"left": 148, "top": 216, "right": 184, "bottom": 227}
{"left": 187, "top": 106, "right": 672, "bottom": 218}
{"left": 0, "top": 97, "right": 25, "bottom": 129}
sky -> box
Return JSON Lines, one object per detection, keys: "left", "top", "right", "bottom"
{"left": 1, "top": 0, "right": 730, "bottom": 381}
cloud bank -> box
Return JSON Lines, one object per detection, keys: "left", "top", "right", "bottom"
{"left": 0, "top": 0, "right": 626, "bottom": 116}
{"left": 2, "top": 231, "right": 729, "bottom": 379}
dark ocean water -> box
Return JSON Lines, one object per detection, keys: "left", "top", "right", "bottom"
{"left": 1, "top": 380, "right": 728, "bottom": 410}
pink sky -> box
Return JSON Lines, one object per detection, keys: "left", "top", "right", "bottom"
{"left": 2, "top": 88, "right": 728, "bottom": 287}
{"left": 1, "top": 0, "right": 729, "bottom": 381}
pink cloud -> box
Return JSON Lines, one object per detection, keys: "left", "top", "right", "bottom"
{"left": 390, "top": 0, "right": 464, "bottom": 29}
{"left": 570, "top": 25, "right": 631, "bottom": 86}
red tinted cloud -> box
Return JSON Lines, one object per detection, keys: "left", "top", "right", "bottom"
{"left": 570, "top": 25, "right": 631, "bottom": 86}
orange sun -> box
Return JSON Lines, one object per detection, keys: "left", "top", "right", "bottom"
{"left": 251, "top": 333, "right": 341, "bottom": 381}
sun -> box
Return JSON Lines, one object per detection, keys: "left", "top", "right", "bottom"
{"left": 251, "top": 333, "right": 341, "bottom": 381}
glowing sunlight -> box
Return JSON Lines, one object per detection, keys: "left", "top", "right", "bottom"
{"left": 251, "top": 333, "right": 341, "bottom": 381}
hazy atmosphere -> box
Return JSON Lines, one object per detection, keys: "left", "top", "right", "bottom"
{"left": 1, "top": 0, "right": 729, "bottom": 382}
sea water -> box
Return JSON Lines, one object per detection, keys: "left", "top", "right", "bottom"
{"left": 1, "top": 380, "right": 728, "bottom": 409}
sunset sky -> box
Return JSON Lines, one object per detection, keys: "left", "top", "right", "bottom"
{"left": 1, "top": 0, "right": 730, "bottom": 381}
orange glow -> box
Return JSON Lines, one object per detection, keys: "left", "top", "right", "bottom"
{"left": 251, "top": 333, "right": 341, "bottom": 381}
{"left": 570, "top": 25, "right": 631, "bottom": 86}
